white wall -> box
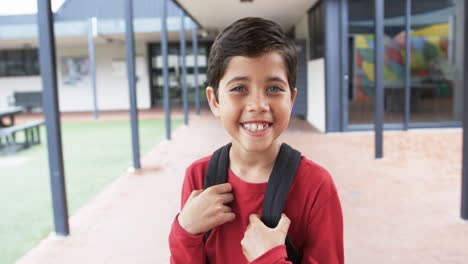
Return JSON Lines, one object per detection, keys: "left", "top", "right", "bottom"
{"left": 0, "top": 41, "right": 151, "bottom": 111}
{"left": 307, "top": 58, "right": 326, "bottom": 132}
{"left": 294, "top": 12, "right": 326, "bottom": 132}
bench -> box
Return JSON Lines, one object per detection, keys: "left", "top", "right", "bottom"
{"left": 0, "top": 120, "right": 44, "bottom": 155}
{"left": 13, "top": 91, "right": 43, "bottom": 112}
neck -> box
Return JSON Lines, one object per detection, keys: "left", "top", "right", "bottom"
{"left": 229, "top": 140, "right": 281, "bottom": 183}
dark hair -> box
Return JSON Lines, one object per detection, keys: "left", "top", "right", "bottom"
{"left": 207, "top": 17, "right": 296, "bottom": 98}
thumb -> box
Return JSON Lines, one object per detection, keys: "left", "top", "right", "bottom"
{"left": 187, "top": 189, "right": 203, "bottom": 201}
{"left": 249, "top": 214, "right": 261, "bottom": 223}
{"left": 275, "top": 214, "right": 291, "bottom": 234}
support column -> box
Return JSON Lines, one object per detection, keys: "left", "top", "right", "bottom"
{"left": 88, "top": 17, "right": 99, "bottom": 120}
{"left": 37, "top": 0, "right": 69, "bottom": 236}
{"left": 192, "top": 22, "right": 200, "bottom": 115}
{"left": 374, "top": 0, "right": 384, "bottom": 159}
{"left": 461, "top": 0, "right": 468, "bottom": 220}
{"left": 124, "top": 0, "right": 141, "bottom": 169}
{"left": 162, "top": 0, "right": 171, "bottom": 140}
{"left": 180, "top": 10, "right": 188, "bottom": 125}
{"left": 404, "top": 0, "right": 411, "bottom": 129}
{"left": 324, "top": 0, "right": 342, "bottom": 132}
{"left": 455, "top": 0, "right": 465, "bottom": 121}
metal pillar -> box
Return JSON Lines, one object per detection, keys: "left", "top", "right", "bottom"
{"left": 88, "top": 17, "right": 99, "bottom": 120}
{"left": 324, "top": 0, "right": 342, "bottom": 132}
{"left": 340, "top": 0, "right": 349, "bottom": 131}
{"left": 37, "top": 0, "right": 69, "bottom": 236}
{"left": 180, "top": 10, "right": 188, "bottom": 125}
{"left": 374, "top": 0, "right": 384, "bottom": 159}
{"left": 461, "top": 0, "right": 468, "bottom": 220}
{"left": 162, "top": 0, "right": 171, "bottom": 139}
{"left": 124, "top": 0, "right": 141, "bottom": 169}
{"left": 192, "top": 22, "right": 200, "bottom": 115}
{"left": 404, "top": 0, "right": 411, "bottom": 129}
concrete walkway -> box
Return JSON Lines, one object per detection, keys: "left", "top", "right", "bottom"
{"left": 16, "top": 112, "right": 468, "bottom": 264}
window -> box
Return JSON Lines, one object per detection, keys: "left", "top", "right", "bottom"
{"left": 148, "top": 42, "right": 210, "bottom": 107}
{"left": 308, "top": 1, "right": 324, "bottom": 60}
{"left": 0, "top": 49, "right": 40, "bottom": 77}
{"left": 61, "top": 57, "right": 90, "bottom": 87}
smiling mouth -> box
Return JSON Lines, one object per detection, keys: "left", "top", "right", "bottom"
{"left": 240, "top": 122, "right": 273, "bottom": 133}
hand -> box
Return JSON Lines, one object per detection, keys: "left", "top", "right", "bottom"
{"left": 241, "top": 214, "right": 291, "bottom": 262}
{"left": 178, "top": 183, "right": 235, "bottom": 235}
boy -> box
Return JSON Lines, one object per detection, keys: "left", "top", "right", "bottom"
{"left": 169, "top": 17, "right": 344, "bottom": 264}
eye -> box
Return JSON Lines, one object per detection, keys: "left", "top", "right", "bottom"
{"left": 230, "top": 86, "right": 247, "bottom": 92}
{"left": 266, "top": 86, "right": 284, "bottom": 93}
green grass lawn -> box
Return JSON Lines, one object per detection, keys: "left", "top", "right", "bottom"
{"left": 0, "top": 119, "right": 183, "bottom": 264}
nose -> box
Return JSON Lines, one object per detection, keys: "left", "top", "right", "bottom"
{"left": 246, "top": 91, "right": 269, "bottom": 113}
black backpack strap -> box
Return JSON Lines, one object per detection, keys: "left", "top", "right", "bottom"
{"left": 203, "top": 142, "right": 303, "bottom": 264}
{"left": 203, "top": 143, "right": 232, "bottom": 242}
{"left": 261, "top": 143, "right": 303, "bottom": 264}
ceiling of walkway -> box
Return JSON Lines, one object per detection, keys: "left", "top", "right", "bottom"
{"left": 174, "top": 0, "right": 318, "bottom": 35}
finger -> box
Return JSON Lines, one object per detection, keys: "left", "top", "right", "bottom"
{"left": 221, "top": 205, "right": 232, "bottom": 213}
{"left": 208, "top": 183, "right": 232, "bottom": 194}
{"left": 218, "top": 193, "right": 234, "bottom": 204}
{"left": 218, "top": 212, "right": 236, "bottom": 225}
{"left": 275, "top": 214, "right": 291, "bottom": 234}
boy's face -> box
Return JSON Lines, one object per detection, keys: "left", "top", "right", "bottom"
{"left": 206, "top": 51, "right": 297, "bottom": 153}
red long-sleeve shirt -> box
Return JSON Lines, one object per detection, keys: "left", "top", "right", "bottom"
{"left": 169, "top": 155, "right": 344, "bottom": 264}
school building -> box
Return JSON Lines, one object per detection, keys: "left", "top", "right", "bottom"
{"left": 0, "top": 0, "right": 465, "bottom": 133}
{"left": 0, "top": 0, "right": 210, "bottom": 112}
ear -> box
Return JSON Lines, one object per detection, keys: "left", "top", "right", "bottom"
{"left": 206, "top": 86, "right": 221, "bottom": 117}
{"left": 290, "top": 88, "right": 298, "bottom": 108}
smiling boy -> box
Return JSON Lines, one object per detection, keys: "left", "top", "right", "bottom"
{"left": 169, "top": 17, "right": 344, "bottom": 264}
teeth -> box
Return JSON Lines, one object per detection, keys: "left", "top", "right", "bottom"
{"left": 242, "top": 123, "right": 270, "bottom": 132}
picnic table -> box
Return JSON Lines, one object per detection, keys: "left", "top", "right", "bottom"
{"left": 0, "top": 107, "right": 44, "bottom": 155}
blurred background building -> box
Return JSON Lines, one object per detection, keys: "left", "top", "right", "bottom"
{"left": 0, "top": 0, "right": 464, "bottom": 132}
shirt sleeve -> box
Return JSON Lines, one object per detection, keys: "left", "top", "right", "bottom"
{"left": 169, "top": 164, "right": 207, "bottom": 264}
{"left": 301, "top": 191, "right": 344, "bottom": 264}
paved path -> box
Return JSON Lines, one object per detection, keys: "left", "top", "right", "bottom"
{"left": 16, "top": 112, "right": 468, "bottom": 264}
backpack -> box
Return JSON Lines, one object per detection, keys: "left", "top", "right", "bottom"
{"left": 203, "top": 142, "right": 303, "bottom": 264}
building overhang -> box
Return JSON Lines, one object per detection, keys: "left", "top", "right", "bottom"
{"left": 0, "top": 16, "right": 194, "bottom": 49}
{"left": 173, "top": 0, "right": 319, "bottom": 34}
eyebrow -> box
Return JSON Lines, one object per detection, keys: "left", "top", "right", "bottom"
{"left": 266, "top": 76, "right": 288, "bottom": 86}
{"left": 226, "top": 76, "right": 250, "bottom": 86}
{"left": 225, "top": 76, "right": 288, "bottom": 86}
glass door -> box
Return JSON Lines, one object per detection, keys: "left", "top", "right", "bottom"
{"left": 343, "top": 0, "right": 461, "bottom": 129}
{"left": 409, "top": 0, "right": 458, "bottom": 123}
{"left": 346, "top": 0, "right": 407, "bottom": 126}
{"left": 346, "top": 0, "right": 376, "bottom": 126}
